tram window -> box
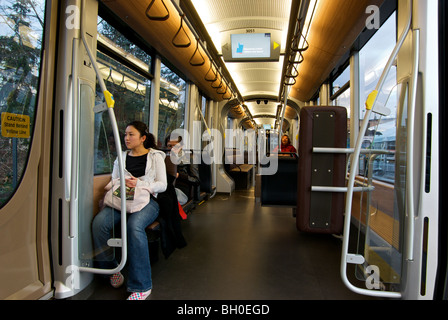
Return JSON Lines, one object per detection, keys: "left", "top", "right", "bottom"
{"left": 94, "top": 19, "right": 152, "bottom": 174}
{"left": 0, "top": 0, "right": 46, "bottom": 207}
{"left": 158, "top": 63, "right": 186, "bottom": 146}
{"left": 358, "top": 12, "right": 397, "bottom": 184}
{"left": 200, "top": 95, "right": 208, "bottom": 148}
{"left": 201, "top": 95, "right": 207, "bottom": 120}
{"left": 331, "top": 67, "right": 351, "bottom": 147}
{"left": 97, "top": 18, "right": 152, "bottom": 73}
{"left": 333, "top": 67, "right": 350, "bottom": 90}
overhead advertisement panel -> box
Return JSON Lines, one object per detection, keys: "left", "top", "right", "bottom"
{"left": 231, "top": 33, "right": 271, "bottom": 59}
{"left": 222, "top": 29, "right": 281, "bottom": 62}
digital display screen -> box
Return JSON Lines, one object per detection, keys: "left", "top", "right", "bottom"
{"left": 231, "top": 33, "right": 271, "bottom": 59}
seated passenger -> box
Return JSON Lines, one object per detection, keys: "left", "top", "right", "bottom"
{"left": 274, "top": 134, "right": 297, "bottom": 154}
{"left": 166, "top": 135, "right": 200, "bottom": 204}
{"left": 156, "top": 139, "right": 187, "bottom": 259}
{"left": 92, "top": 121, "right": 166, "bottom": 300}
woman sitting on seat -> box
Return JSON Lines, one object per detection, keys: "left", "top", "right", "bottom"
{"left": 274, "top": 134, "right": 297, "bottom": 154}
{"left": 92, "top": 121, "right": 167, "bottom": 300}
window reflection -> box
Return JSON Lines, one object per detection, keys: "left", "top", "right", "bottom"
{"left": 158, "top": 63, "right": 186, "bottom": 146}
{"left": 94, "top": 18, "right": 152, "bottom": 174}
{"left": 97, "top": 18, "right": 152, "bottom": 69}
{"left": 332, "top": 67, "right": 351, "bottom": 147}
{"left": 359, "top": 12, "right": 397, "bottom": 183}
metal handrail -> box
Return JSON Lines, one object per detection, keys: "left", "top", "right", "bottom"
{"left": 78, "top": 0, "right": 127, "bottom": 275}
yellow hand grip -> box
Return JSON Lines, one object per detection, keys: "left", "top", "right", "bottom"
{"left": 104, "top": 90, "right": 115, "bottom": 109}
{"left": 365, "top": 90, "right": 378, "bottom": 110}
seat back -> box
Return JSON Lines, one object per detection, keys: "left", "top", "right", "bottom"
{"left": 296, "top": 106, "right": 347, "bottom": 234}
{"left": 261, "top": 153, "right": 298, "bottom": 206}
{"left": 165, "top": 154, "right": 177, "bottom": 179}
{"left": 198, "top": 151, "right": 213, "bottom": 193}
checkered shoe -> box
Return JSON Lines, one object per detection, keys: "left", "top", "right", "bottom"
{"left": 110, "top": 272, "right": 124, "bottom": 289}
{"left": 127, "top": 289, "right": 152, "bottom": 300}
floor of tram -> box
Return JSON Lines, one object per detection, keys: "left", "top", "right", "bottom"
{"left": 76, "top": 188, "right": 377, "bottom": 300}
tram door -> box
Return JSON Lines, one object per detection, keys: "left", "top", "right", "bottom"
{"left": 341, "top": 0, "right": 439, "bottom": 299}
{"left": 50, "top": 0, "right": 100, "bottom": 299}
{"left": 0, "top": 0, "right": 55, "bottom": 300}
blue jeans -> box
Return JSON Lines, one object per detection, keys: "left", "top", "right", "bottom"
{"left": 92, "top": 200, "right": 159, "bottom": 292}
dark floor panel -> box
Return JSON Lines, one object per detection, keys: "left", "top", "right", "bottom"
{"left": 80, "top": 189, "right": 376, "bottom": 300}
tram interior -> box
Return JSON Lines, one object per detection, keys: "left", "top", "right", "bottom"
{"left": 73, "top": 0, "right": 400, "bottom": 300}
{"left": 2, "top": 0, "right": 437, "bottom": 301}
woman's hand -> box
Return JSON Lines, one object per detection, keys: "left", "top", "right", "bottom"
{"left": 125, "top": 177, "right": 139, "bottom": 188}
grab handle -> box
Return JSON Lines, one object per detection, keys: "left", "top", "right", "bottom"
{"left": 68, "top": 38, "right": 80, "bottom": 238}
{"left": 405, "top": 28, "right": 419, "bottom": 261}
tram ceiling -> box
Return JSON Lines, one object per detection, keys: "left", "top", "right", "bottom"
{"left": 188, "top": 0, "right": 292, "bottom": 122}
{"left": 101, "top": 0, "right": 385, "bottom": 125}
{"left": 187, "top": 0, "right": 385, "bottom": 114}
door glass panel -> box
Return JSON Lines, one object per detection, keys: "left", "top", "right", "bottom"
{"left": 352, "top": 82, "right": 407, "bottom": 292}
{"left": 0, "top": 0, "right": 46, "bottom": 208}
{"left": 349, "top": 11, "right": 406, "bottom": 292}
{"left": 79, "top": 82, "right": 95, "bottom": 265}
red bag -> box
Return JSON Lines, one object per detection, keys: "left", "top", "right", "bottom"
{"left": 178, "top": 201, "right": 187, "bottom": 220}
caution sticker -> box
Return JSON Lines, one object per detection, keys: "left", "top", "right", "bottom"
{"left": 1, "top": 112, "right": 31, "bottom": 138}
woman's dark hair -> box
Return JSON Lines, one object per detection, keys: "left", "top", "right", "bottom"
{"left": 164, "top": 133, "right": 182, "bottom": 147}
{"left": 126, "top": 121, "right": 157, "bottom": 149}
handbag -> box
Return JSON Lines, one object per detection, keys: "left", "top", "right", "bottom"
{"left": 103, "top": 178, "right": 151, "bottom": 213}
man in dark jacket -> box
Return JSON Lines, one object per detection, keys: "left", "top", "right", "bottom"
{"left": 153, "top": 136, "right": 190, "bottom": 259}
{"left": 166, "top": 136, "right": 200, "bottom": 204}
